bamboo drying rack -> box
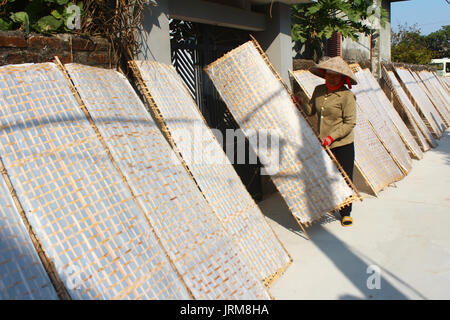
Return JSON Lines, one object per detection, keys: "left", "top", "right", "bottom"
{"left": 128, "top": 59, "right": 291, "bottom": 290}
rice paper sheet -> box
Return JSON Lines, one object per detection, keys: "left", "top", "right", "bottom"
{"left": 292, "top": 70, "right": 404, "bottom": 194}
{"left": 382, "top": 69, "right": 436, "bottom": 150}
{"left": 0, "top": 173, "right": 58, "bottom": 299}
{"left": 65, "top": 63, "right": 270, "bottom": 299}
{"left": 0, "top": 63, "right": 190, "bottom": 300}
{"left": 395, "top": 68, "right": 446, "bottom": 137}
{"left": 353, "top": 68, "right": 412, "bottom": 174}
{"left": 415, "top": 71, "right": 450, "bottom": 125}
{"left": 205, "top": 42, "right": 357, "bottom": 224}
{"left": 130, "top": 61, "right": 291, "bottom": 285}
{"left": 359, "top": 69, "right": 423, "bottom": 160}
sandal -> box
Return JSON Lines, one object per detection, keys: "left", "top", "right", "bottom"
{"left": 341, "top": 216, "right": 353, "bottom": 227}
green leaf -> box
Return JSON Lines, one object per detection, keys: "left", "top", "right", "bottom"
{"left": 33, "top": 15, "right": 63, "bottom": 33}
{"left": 10, "top": 11, "right": 30, "bottom": 33}
{"left": 0, "top": 18, "right": 13, "bottom": 31}
{"left": 307, "top": 4, "right": 322, "bottom": 15}
{"left": 51, "top": 10, "right": 62, "bottom": 19}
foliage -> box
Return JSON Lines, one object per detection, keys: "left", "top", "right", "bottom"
{"left": 291, "top": 0, "right": 388, "bottom": 62}
{"left": 425, "top": 25, "right": 450, "bottom": 59}
{"left": 0, "top": 0, "right": 157, "bottom": 66}
{"left": 391, "top": 23, "right": 435, "bottom": 64}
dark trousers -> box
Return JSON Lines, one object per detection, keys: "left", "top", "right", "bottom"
{"left": 330, "top": 142, "right": 355, "bottom": 217}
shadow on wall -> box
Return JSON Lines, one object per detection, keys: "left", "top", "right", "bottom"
{"left": 135, "top": 3, "right": 165, "bottom": 61}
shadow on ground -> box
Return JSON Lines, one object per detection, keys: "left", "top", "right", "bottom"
{"left": 259, "top": 191, "right": 428, "bottom": 299}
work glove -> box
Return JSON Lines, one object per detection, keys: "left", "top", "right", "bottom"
{"left": 322, "top": 136, "right": 334, "bottom": 147}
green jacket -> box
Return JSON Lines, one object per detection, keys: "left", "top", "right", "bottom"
{"left": 306, "top": 84, "right": 357, "bottom": 149}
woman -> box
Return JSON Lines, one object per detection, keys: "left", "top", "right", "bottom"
{"left": 306, "top": 56, "right": 357, "bottom": 227}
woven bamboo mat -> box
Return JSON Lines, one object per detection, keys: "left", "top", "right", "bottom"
{"left": 352, "top": 66, "right": 413, "bottom": 174}
{"left": 64, "top": 63, "right": 270, "bottom": 299}
{"left": 431, "top": 73, "right": 450, "bottom": 114}
{"left": 205, "top": 41, "right": 358, "bottom": 225}
{"left": 360, "top": 69, "right": 423, "bottom": 160}
{"left": 394, "top": 67, "right": 446, "bottom": 137}
{"left": 428, "top": 72, "right": 450, "bottom": 109}
{"left": 291, "top": 70, "right": 404, "bottom": 195}
{"left": 413, "top": 71, "right": 450, "bottom": 124}
{"left": 382, "top": 69, "right": 436, "bottom": 151}
{"left": 0, "top": 172, "right": 58, "bottom": 299}
{"left": 129, "top": 60, "right": 292, "bottom": 287}
{"left": 439, "top": 75, "right": 450, "bottom": 90}
{"left": 444, "top": 77, "right": 450, "bottom": 89}
{"left": 415, "top": 71, "right": 450, "bottom": 125}
{"left": 0, "top": 63, "right": 191, "bottom": 300}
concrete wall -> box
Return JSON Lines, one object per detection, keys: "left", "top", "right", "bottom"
{"left": 254, "top": 2, "right": 293, "bottom": 89}
{"left": 136, "top": 0, "right": 293, "bottom": 88}
{"left": 136, "top": 0, "right": 171, "bottom": 64}
{"left": 169, "top": 0, "right": 265, "bottom": 31}
{"left": 136, "top": 0, "right": 295, "bottom": 197}
{"left": 341, "top": 34, "right": 371, "bottom": 62}
{"left": 380, "top": 0, "right": 392, "bottom": 62}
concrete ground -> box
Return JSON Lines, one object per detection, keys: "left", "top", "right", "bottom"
{"left": 259, "top": 129, "right": 450, "bottom": 300}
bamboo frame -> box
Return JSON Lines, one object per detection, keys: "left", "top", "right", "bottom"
{"left": 381, "top": 65, "right": 429, "bottom": 150}
{"left": 205, "top": 40, "right": 360, "bottom": 232}
{"left": 55, "top": 57, "right": 196, "bottom": 300}
{"left": 250, "top": 38, "right": 361, "bottom": 203}
{"left": 290, "top": 69, "right": 378, "bottom": 196}
{"left": 129, "top": 60, "right": 292, "bottom": 288}
{"left": 63, "top": 60, "right": 271, "bottom": 299}
{"left": 434, "top": 71, "right": 450, "bottom": 93}
{"left": 291, "top": 69, "right": 404, "bottom": 195}
{"left": 350, "top": 65, "right": 412, "bottom": 176}
{"left": 0, "top": 159, "right": 68, "bottom": 300}
{"left": 0, "top": 61, "right": 197, "bottom": 300}
{"left": 428, "top": 72, "right": 450, "bottom": 112}
{"left": 381, "top": 64, "right": 436, "bottom": 149}
{"left": 359, "top": 68, "right": 423, "bottom": 160}
{"left": 414, "top": 70, "right": 450, "bottom": 126}
{"left": 394, "top": 66, "right": 445, "bottom": 138}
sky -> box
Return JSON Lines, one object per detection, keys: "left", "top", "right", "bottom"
{"left": 391, "top": 0, "right": 450, "bottom": 35}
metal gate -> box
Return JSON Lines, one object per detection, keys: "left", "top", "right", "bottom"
{"left": 170, "top": 20, "right": 262, "bottom": 200}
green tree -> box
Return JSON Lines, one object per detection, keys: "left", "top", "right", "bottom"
{"left": 391, "top": 23, "right": 434, "bottom": 64}
{"left": 425, "top": 25, "right": 449, "bottom": 59}
{"left": 291, "top": 0, "right": 388, "bottom": 62}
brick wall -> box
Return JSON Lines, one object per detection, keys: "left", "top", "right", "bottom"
{"left": 0, "top": 31, "right": 112, "bottom": 68}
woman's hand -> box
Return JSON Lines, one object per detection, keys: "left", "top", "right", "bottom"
{"left": 322, "top": 136, "right": 334, "bottom": 147}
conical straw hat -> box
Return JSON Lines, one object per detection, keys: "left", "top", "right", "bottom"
{"left": 309, "top": 56, "right": 358, "bottom": 85}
